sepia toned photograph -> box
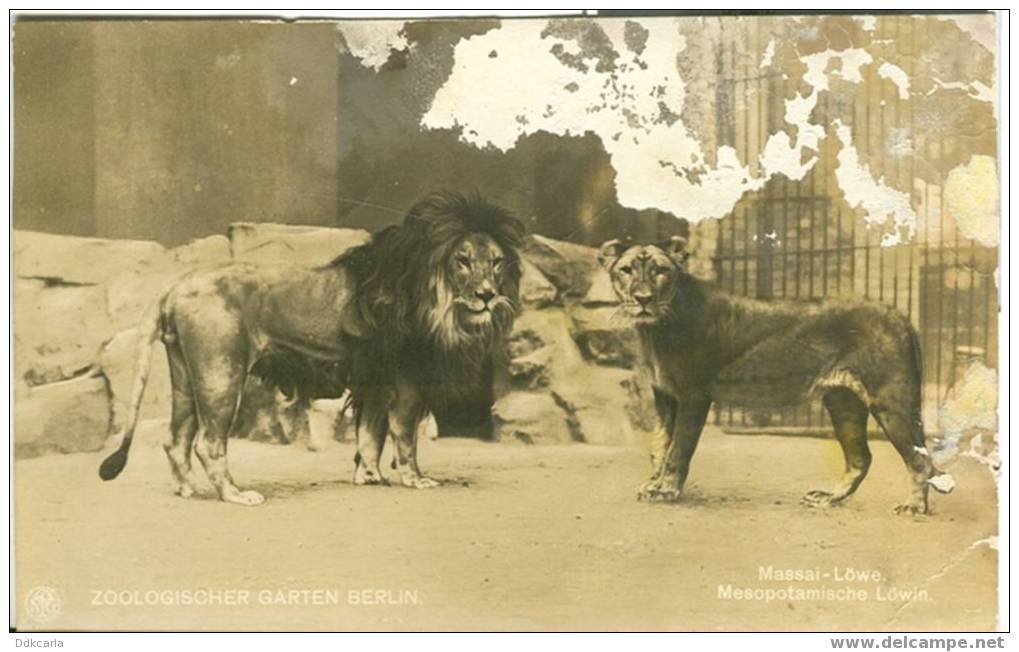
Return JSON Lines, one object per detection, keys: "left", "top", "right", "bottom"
{"left": 10, "top": 10, "right": 1003, "bottom": 634}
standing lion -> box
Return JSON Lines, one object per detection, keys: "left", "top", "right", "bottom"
{"left": 99, "top": 192, "right": 524, "bottom": 505}
{"left": 598, "top": 237, "right": 954, "bottom": 515}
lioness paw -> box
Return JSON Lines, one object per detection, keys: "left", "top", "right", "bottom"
{"left": 801, "top": 490, "right": 841, "bottom": 508}
{"left": 637, "top": 480, "right": 683, "bottom": 503}
{"left": 639, "top": 487, "right": 683, "bottom": 503}
{"left": 893, "top": 501, "right": 928, "bottom": 516}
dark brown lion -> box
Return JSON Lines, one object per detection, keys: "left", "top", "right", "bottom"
{"left": 99, "top": 192, "right": 524, "bottom": 505}
{"left": 598, "top": 237, "right": 954, "bottom": 514}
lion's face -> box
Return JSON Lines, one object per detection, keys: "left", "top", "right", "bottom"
{"left": 443, "top": 233, "right": 514, "bottom": 333}
{"left": 598, "top": 237, "right": 689, "bottom": 325}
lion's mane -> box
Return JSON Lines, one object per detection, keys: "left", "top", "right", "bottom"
{"left": 330, "top": 191, "right": 524, "bottom": 428}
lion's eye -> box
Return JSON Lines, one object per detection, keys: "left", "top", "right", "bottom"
{"left": 456, "top": 255, "right": 471, "bottom": 269}
{"left": 493, "top": 257, "right": 504, "bottom": 270}
{"left": 655, "top": 267, "right": 670, "bottom": 276}
{"left": 619, "top": 265, "right": 633, "bottom": 275}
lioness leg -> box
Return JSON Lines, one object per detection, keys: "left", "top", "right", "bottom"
{"left": 803, "top": 388, "right": 872, "bottom": 507}
{"left": 163, "top": 341, "right": 199, "bottom": 498}
{"left": 870, "top": 403, "right": 937, "bottom": 515}
{"left": 637, "top": 387, "right": 677, "bottom": 495}
{"left": 638, "top": 397, "right": 711, "bottom": 503}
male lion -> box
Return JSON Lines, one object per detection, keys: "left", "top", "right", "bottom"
{"left": 598, "top": 237, "right": 954, "bottom": 515}
{"left": 99, "top": 192, "right": 524, "bottom": 505}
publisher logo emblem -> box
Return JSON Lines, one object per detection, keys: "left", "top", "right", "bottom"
{"left": 25, "top": 586, "right": 62, "bottom": 623}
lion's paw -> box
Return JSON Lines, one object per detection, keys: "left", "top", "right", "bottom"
{"left": 353, "top": 476, "right": 389, "bottom": 486}
{"left": 801, "top": 490, "right": 841, "bottom": 508}
{"left": 223, "top": 489, "right": 265, "bottom": 506}
{"left": 353, "top": 468, "right": 389, "bottom": 486}
{"left": 636, "top": 478, "right": 659, "bottom": 494}
{"left": 402, "top": 475, "right": 441, "bottom": 489}
{"left": 174, "top": 482, "right": 196, "bottom": 499}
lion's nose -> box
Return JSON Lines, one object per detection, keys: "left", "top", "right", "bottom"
{"left": 634, "top": 292, "right": 653, "bottom": 306}
{"left": 476, "top": 289, "right": 496, "bottom": 304}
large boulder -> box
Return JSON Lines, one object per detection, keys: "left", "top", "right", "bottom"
{"left": 14, "top": 278, "right": 109, "bottom": 387}
{"left": 13, "top": 230, "right": 167, "bottom": 286}
{"left": 14, "top": 230, "right": 232, "bottom": 457}
{"left": 547, "top": 367, "right": 643, "bottom": 446}
{"left": 518, "top": 258, "right": 558, "bottom": 308}
{"left": 504, "top": 327, "right": 552, "bottom": 390}
{"left": 520, "top": 234, "right": 601, "bottom": 298}
{"left": 14, "top": 231, "right": 231, "bottom": 391}
{"left": 493, "top": 392, "right": 576, "bottom": 445}
{"left": 582, "top": 264, "right": 618, "bottom": 305}
{"left": 565, "top": 303, "right": 639, "bottom": 369}
{"left": 228, "top": 222, "right": 370, "bottom": 266}
{"left": 14, "top": 372, "right": 112, "bottom": 457}
{"left": 495, "top": 307, "right": 643, "bottom": 446}
{"left": 169, "top": 234, "right": 231, "bottom": 266}
{"left": 518, "top": 235, "right": 639, "bottom": 370}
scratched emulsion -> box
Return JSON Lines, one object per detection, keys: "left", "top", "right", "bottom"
{"left": 335, "top": 21, "right": 409, "bottom": 71}
{"left": 410, "top": 15, "right": 997, "bottom": 249}
{"left": 936, "top": 362, "right": 1000, "bottom": 475}
{"left": 944, "top": 155, "right": 1000, "bottom": 247}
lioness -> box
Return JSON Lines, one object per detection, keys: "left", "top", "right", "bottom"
{"left": 99, "top": 192, "right": 523, "bottom": 505}
{"left": 599, "top": 237, "right": 954, "bottom": 514}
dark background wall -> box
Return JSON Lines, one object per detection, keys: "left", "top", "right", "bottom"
{"left": 14, "top": 22, "right": 97, "bottom": 238}
{"left": 13, "top": 18, "right": 686, "bottom": 247}
{"left": 15, "top": 20, "right": 342, "bottom": 245}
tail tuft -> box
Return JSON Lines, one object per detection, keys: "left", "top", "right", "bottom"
{"left": 99, "top": 446, "right": 129, "bottom": 481}
{"left": 97, "top": 297, "right": 164, "bottom": 482}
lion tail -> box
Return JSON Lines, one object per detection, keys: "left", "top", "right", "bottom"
{"left": 99, "top": 298, "right": 166, "bottom": 481}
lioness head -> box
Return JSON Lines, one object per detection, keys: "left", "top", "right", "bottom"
{"left": 598, "top": 236, "right": 690, "bottom": 324}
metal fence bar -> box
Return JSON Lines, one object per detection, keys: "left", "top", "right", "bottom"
{"left": 936, "top": 169, "right": 946, "bottom": 395}
{"left": 984, "top": 252, "right": 993, "bottom": 366}
{"left": 948, "top": 227, "right": 961, "bottom": 395}
{"left": 706, "top": 24, "right": 995, "bottom": 434}
{"left": 968, "top": 243, "right": 977, "bottom": 352}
